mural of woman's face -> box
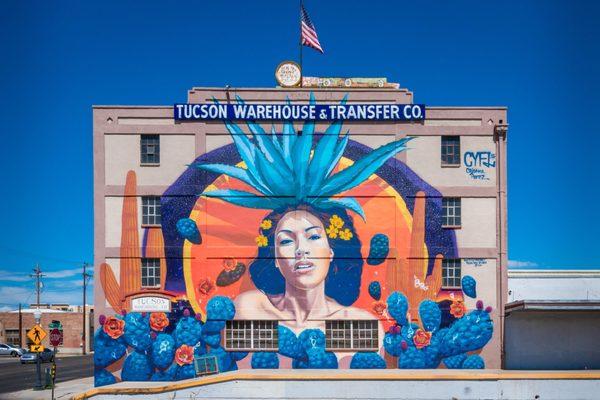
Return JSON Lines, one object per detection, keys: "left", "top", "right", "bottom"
{"left": 274, "top": 210, "right": 333, "bottom": 290}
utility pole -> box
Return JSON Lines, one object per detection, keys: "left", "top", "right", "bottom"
{"left": 82, "top": 262, "right": 92, "bottom": 355}
{"left": 29, "top": 265, "right": 44, "bottom": 391}
{"left": 18, "top": 303, "right": 22, "bottom": 348}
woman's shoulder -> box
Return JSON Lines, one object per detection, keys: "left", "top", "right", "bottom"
{"left": 233, "top": 290, "right": 283, "bottom": 319}
{"left": 325, "top": 299, "right": 377, "bottom": 320}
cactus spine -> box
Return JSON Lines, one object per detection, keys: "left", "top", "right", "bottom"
{"left": 120, "top": 170, "right": 141, "bottom": 297}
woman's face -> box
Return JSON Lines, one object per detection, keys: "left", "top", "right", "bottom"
{"left": 274, "top": 210, "right": 333, "bottom": 290}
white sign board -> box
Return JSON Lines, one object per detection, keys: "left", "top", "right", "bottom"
{"left": 131, "top": 296, "right": 171, "bottom": 312}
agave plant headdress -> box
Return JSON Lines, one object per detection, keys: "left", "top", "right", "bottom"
{"left": 197, "top": 93, "right": 411, "bottom": 221}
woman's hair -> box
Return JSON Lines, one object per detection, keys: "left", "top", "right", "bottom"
{"left": 248, "top": 205, "right": 363, "bottom": 306}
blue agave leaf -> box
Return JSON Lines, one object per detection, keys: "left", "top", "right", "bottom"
{"left": 317, "top": 197, "right": 366, "bottom": 221}
{"left": 321, "top": 137, "right": 412, "bottom": 196}
{"left": 201, "top": 189, "right": 282, "bottom": 209}
{"left": 253, "top": 151, "right": 292, "bottom": 196}
{"left": 326, "top": 131, "right": 350, "bottom": 178}
{"left": 271, "top": 125, "right": 283, "bottom": 154}
{"left": 195, "top": 163, "right": 272, "bottom": 195}
{"left": 307, "top": 126, "right": 343, "bottom": 194}
{"left": 281, "top": 97, "right": 297, "bottom": 167}
{"left": 293, "top": 96, "right": 316, "bottom": 198}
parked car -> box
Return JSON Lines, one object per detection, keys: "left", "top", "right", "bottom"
{"left": 20, "top": 349, "right": 54, "bottom": 364}
{"left": 0, "top": 343, "right": 24, "bottom": 357}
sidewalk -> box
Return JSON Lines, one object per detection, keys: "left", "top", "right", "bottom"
{"left": 0, "top": 377, "right": 93, "bottom": 400}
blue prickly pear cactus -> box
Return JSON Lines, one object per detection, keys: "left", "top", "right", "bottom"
{"left": 398, "top": 346, "right": 427, "bottom": 369}
{"left": 207, "top": 347, "right": 236, "bottom": 372}
{"left": 461, "top": 275, "right": 477, "bottom": 298}
{"left": 121, "top": 351, "right": 153, "bottom": 381}
{"left": 93, "top": 329, "right": 127, "bottom": 368}
{"left": 277, "top": 325, "right": 305, "bottom": 360}
{"left": 206, "top": 296, "right": 235, "bottom": 321}
{"left": 176, "top": 364, "right": 196, "bottom": 380}
{"left": 251, "top": 352, "right": 279, "bottom": 369}
{"left": 123, "top": 312, "right": 153, "bottom": 352}
{"left": 173, "top": 312, "right": 203, "bottom": 348}
{"left": 350, "top": 352, "right": 386, "bottom": 369}
{"left": 306, "top": 347, "right": 338, "bottom": 369}
{"left": 443, "top": 353, "right": 468, "bottom": 369}
{"left": 201, "top": 331, "right": 221, "bottom": 348}
{"left": 94, "top": 369, "right": 116, "bottom": 387}
{"left": 419, "top": 299, "right": 441, "bottom": 332}
{"left": 462, "top": 354, "right": 485, "bottom": 369}
{"left": 151, "top": 333, "right": 176, "bottom": 370}
{"left": 440, "top": 305, "right": 493, "bottom": 357}
{"left": 368, "top": 281, "right": 382, "bottom": 300}
{"left": 386, "top": 292, "right": 409, "bottom": 326}
{"left": 383, "top": 331, "right": 403, "bottom": 356}
{"left": 298, "top": 329, "right": 326, "bottom": 351}
{"left": 367, "top": 234, "right": 389, "bottom": 265}
{"left": 176, "top": 218, "right": 201, "bottom": 244}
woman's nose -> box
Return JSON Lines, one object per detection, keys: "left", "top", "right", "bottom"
{"left": 295, "top": 248, "right": 309, "bottom": 258}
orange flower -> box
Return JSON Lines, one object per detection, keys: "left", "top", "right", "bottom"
{"left": 149, "top": 312, "right": 169, "bottom": 332}
{"left": 198, "top": 278, "right": 215, "bottom": 296}
{"left": 103, "top": 316, "right": 125, "bottom": 339}
{"left": 372, "top": 301, "right": 387, "bottom": 316}
{"left": 450, "top": 300, "right": 467, "bottom": 318}
{"left": 413, "top": 329, "right": 432, "bottom": 349}
{"left": 223, "top": 258, "right": 237, "bottom": 272}
{"left": 174, "top": 344, "right": 194, "bottom": 366}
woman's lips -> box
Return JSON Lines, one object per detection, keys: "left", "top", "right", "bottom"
{"left": 293, "top": 261, "right": 315, "bottom": 273}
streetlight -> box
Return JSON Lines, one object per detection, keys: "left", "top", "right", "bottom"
{"left": 33, "top": 309, "right": 42, "bottom": 391}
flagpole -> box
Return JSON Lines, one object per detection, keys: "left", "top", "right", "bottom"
{"left": 299, "top": 0, "right": 303, "bottom": 87}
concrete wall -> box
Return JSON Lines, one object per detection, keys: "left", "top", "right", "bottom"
{"left": 505, "top": 310, "right": 600, "bottom": 369}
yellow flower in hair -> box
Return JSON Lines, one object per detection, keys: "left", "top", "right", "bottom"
{"left": 330, "top": 215, "right": 344, "bottom": 229}
{"left": 255, "top": 234, "right": 268, "bottom": 247}
{"left": 339, "top": 228, "right": 353, "bottom": 241}
{"left": 260, "top": 219, "right": 272, "bottom": 230}
{"left": 326, "top": 224, "right": 339, "bottom": 239}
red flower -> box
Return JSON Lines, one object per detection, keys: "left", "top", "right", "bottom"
{"left": 198, "top": 278, "right": 215, "bottom": 296}
{"left": 413, "top": 329, "right": 432, "bottom": 349}
{"left": 372, "top": 301, "right": 387, "bottom": 316}
{"left": 450, "top": 301, "right": 467, "bottom": 318}
{"left": 103, "top": 316, "right": 125, "bottom": 339}
{"left": 149, "top": 312, "right": 169, "bottom": 332}
{"left": 175, "top": 344, "right": 194, "bottom": 366}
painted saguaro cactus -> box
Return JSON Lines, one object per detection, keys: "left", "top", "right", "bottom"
{"left": 120, "top": 170, "right": 141, "bottom": 297}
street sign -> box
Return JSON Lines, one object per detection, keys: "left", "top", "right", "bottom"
{"left": 27, "top": 325, "right": 47, "bottom": 344}
{"left": 30, "top": 344, "right": 44, "bottom": 352}
{"left": 49, "top": 328, "right": 62, "bottom": 347}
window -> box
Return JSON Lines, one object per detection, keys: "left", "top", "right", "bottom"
{"left": 142, "top": 196, "right": 161, "bottom": 226}
{"left": 441, "top": 136, "right": 460, "bottom": 166}
{"left": 194, "top": 355, "right": 219, "bottom": 376}
{"left": 442, "top": 259, "right": 461, "bottom": 288}
{"left": 325, "top": 320, "right": 378, "bottom": 351}
{"left": 141, "top": 258, "right": 161, "bottom": 288}
{"left": 5, "top": 329, "right": 20, "bottom": 346}
{"left": 442, "top": 197, "right": 461, "bottom": 227}
{"left": 224, "top": 320, "right": 278, "bottom": 351}
{"left": 141, "top": 134, "right": 160, "bottom": 164}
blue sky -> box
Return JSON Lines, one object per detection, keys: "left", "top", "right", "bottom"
{"left": 0, "top": 1, "right": 598, "bottom": 310}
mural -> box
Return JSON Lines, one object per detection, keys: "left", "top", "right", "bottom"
{"left": 95, "top": 94, "right": 493, "bottom": 385}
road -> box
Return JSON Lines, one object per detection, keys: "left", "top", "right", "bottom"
{"left": 0, "top": 354, "right": 93, "bottom": 395}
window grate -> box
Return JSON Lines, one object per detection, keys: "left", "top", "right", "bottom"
{"left": 442, "top": 197, "right": 461, "bottom": 227}
{"left": 441, "top": 136, "right": 460, "bottom": 166}
{"left": 142, "top": 196, "right": 161, "bottom": 226}
{"left": 326, "top": 320, "right": 378, "bottom": 351}
{"left": 141, "top": 134, "right": 160, "bottom": 164}
{"left": 224, "top": 320, "right": 278, "bottom": 351}
{"left": 442, "top": 258, "right": 462, "bottom": 288}
{"left": 141, "top": 258, "right": 161, "bottom": 288}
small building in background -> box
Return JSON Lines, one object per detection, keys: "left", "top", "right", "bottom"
{"left": 505, "top": 269, "right": 600, "bottom": 369}
{"left": 0, "top": 304, "right": 94, "bottom": 354}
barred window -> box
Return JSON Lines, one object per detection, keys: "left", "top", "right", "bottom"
{"left": 142, "top": 196, "right": 161, "bottom": 226}
{"left": 141, "top": 134, "right": 160, "bottom": 164}
{"left": 224, "top": 320, "right": 278, "bottom": 351}
{"left": 5, "top": 329, "right": 20, "bottom": 346}
{"left": 326, "top": 320, "right": 378, "bottom": 351}
{"left": 442, "top": 197, "right": 461, "bottom": 227}
{"left": 441, "top": 136, "right": 460, "bottom": 166}
{"left": 442, "top": 259, "right": 462, "bottom": 288}
{"left": 194, "top": 355, "right": 219, "bottom": 376}
{"left": 141, "top": 258, "right": 161, "bottom": 288}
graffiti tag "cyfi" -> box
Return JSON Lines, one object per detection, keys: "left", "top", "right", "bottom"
{"left": 464, "top": 151, "right": 496, "bottom": 180}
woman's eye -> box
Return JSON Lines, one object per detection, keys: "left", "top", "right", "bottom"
{"left": 308, "top": 234, "right": 321, "bottom": 241}
{"left": 279, "top": 239, "right": 294, "bottom": 245}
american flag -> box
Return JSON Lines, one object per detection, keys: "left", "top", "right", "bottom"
{"left": 301, "top": 4, "right": 323, "bottom": 54}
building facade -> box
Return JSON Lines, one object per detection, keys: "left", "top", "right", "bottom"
{"left": 93, "top": 80, "right": 507, "bottom": 385}
{"left": 0, "top": 305, "right": 94, "bottom": 354}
